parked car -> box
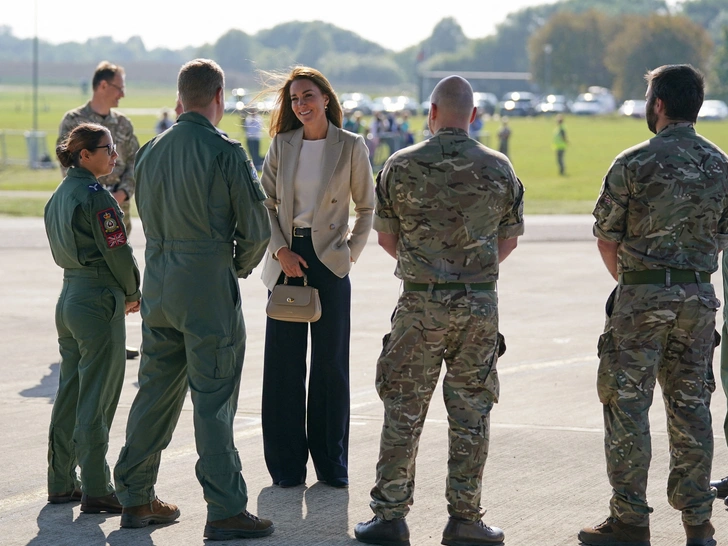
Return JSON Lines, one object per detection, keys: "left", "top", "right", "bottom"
{"left": 571, "top": 87, "right": 616, "bottom": 116}
{"left": 617, "top": 99, "right": 647, "bottom": 118}
{"left": 473, "top": 92, "right": 498, "bottom": 115}
{"left": 499, "top": 91, "right": 537, "bottom": 117}
{"left": 536, "top": 94, "right": 570, "bottom": 115}
{"left": 224, "top": 88, "right": 247, "bottom": 114}
{"left": 340, "top": 93, "right": 373, "bottom": 115}
{"left": 698, "top": 99, "right": 728, "bottom": 121}
{"left": 371, "top": 96, "right": 419, "bottom": 115}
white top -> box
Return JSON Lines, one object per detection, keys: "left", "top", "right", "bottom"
{"left": 292, "top": 139, "right": 326, "bottom": 228}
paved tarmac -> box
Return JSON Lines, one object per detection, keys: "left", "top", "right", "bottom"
{"left": 1, "top": 213, "right": 727, "bottom": 546}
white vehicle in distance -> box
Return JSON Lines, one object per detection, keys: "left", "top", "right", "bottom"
{"left": 571, "top": 86, "right": 616, "bottom": 115}
{"left": 698, "top": 99, "right": 728, "bottom": 121}
{"left": 617, "top": 99, "right": 647, "bottom": 119}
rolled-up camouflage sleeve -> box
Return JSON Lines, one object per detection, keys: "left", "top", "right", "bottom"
{"left": 593, "top": 158, "right": 629, "bottom": 242}
{"left": 498, "top": 176, "right": 525, "bottom": 239}
{"left": 373, "top": 166, "right": 400, "bottom": 235}
{"left": 717, "top": 205, "right": 728, "bottom": 250}
{"left": 116, "top": 117, "right": 139, "bottom": 198}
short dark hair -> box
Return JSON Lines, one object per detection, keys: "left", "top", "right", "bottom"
{"left": 92, "top": 61, "right": 124, "bottom": 90}
{"left": 178, "top": 59, "right": 224, "bottom": 110}
{"left": 645, "top": 64, "right": 704, "bottom": 123}
{"left": 56, "top": 123, "right": 109, "bottom": 168}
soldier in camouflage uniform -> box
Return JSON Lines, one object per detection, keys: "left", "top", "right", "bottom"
{"left": 354, "top": 76, "right": 524, "bottom": 546}
{"left": 580, "top": 64, "right": 728, "bottom": 546}
{"left": 58, "top": 61, "right": 139, "bottom": 235}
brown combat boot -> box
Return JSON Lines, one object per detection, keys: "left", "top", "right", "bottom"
{"left": 120, "top": 497, "right": 180, "bottom": 528}
{"left": 204, "top": 510, "right": 274, "bottom": 540}
{"left": 684, "top": 520, "right": 716, "bottom": 546}
{"left": 47, "top": 487, "right": 82, "bottom": 504}
{"left": 81, "top": 492, "right": 122, "bottom": 514}
{"left": 578, "top": 517, "right": 650, "bottom": 546}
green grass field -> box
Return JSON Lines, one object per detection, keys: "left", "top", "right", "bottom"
{"left": 3, "top": 85, "right": 728, "bottom": 216}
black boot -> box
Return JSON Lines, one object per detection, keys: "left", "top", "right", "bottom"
{"left": 442, "top": 517, "right": 505, "bottom": 546}
{"left": 354, "top": 516, "right": 410, "bottom": 546}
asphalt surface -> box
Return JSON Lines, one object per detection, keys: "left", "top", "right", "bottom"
{"left": 1, "top": 213, "right": 727, "bottom": 546}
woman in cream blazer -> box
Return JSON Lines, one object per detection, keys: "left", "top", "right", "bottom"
{"left": 260, "top": 67, "right": 374, "bottom": 488}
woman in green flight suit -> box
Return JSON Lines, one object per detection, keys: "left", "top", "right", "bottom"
{"left": 45, "top": 123, "right": 141, "bottom": 514}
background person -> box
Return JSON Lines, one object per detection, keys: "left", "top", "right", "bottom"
{"left": 354, "top": 75, "right": 523, "bottom": 546}
{"left": 259, "top": 66, "right": 374, "bottom": 490}
{"left": 45, "top": 122, "right": 141, "bottom": 515}
{"left": 58, "top": 60, "right": 140, "bottom": 361}
{"left": 580, "top": 64, "right": 728, "bottom": 546}
{"left": 112, "top": 59, "right": 273, "bottom": 540}
{"left": 241, "top": 106, "right": 264, "bottom": 171}
{"left": 497, "top": 118, "right": 511, "bottom": 157}
{"left": 154, "top": 109, "right": 174, "bottom": 134}
{"left": 58, "top": 61, "right": 139, "bottom": 235}
{"left": 553, "top": 114, "right": 568, "bottom": 175}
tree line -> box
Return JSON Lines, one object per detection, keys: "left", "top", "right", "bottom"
{"left": 0, "top": 0, "right": 727, "bottom": 99}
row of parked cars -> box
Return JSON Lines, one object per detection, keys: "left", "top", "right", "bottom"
{"left": 225, "top": 87, "right": 728, "bottom": 122}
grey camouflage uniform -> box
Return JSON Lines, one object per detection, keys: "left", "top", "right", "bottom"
{"left": 370, "top": 127, "right": 524, "bottom": 522}
{"left": 58, "top": 102, "right": 139, "bottom": 233}
{"left": 593, "top": 121, "right": 728, "bottom": 527}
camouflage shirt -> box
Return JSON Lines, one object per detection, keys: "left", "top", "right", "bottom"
{"left": 593, "top": 122, "right": 728, "bottom": 273}
{"left": 58, "top": 101, "right": 139, "bottom": 198}
{"left": 374, "top": 127, "right": 524, "bottom": 283}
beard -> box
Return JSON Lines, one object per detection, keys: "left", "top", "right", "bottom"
{"left": 646, "top": 96, "right": 658, "bottom": 134}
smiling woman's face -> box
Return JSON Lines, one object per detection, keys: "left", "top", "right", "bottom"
{"left": 289, "top": 78, "right": 329, "bottom": 137}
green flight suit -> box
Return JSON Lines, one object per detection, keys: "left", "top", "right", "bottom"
{"left": 113, "top": 112, "right": 270, "bottom": 520}
{"left": 44, "top": 166, "right": 141, "bottom": 497}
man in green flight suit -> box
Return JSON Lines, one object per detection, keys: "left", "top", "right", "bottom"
{"left": 113, "top": 59, "right": 273, "bottom": 540}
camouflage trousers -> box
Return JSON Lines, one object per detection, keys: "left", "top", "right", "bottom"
{"left": 370, "top": 289, "right": 500, "bottom": 522}
{"left": 597, "top": 283, "right": 718, "bottom": 526}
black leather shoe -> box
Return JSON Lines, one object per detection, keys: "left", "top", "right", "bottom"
{"left": 126, "top": 346, "right": 140, "bottom": 359}
{"left": 442, "top": 517, "right": 505, "bottom": 545}
{"left": 710, "top": 476, "right": 728, "bottom": 498}
{"left": 274, "top": 478, "right": 305, "bottom": 488}
{"left": 80, "top": 492, "right": 122, "bottom": 514}
{"left": 355, "top": 516, "right": 410, "bottom": 546}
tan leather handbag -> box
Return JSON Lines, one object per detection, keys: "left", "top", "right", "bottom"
{"left": 265, "top": 274, "right": 322, "bottom": 323}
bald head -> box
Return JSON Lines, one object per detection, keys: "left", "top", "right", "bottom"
{"left": 429, "top": 76, "right": 476, "bottom": 133}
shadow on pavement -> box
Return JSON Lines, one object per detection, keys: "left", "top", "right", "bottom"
{"left": 19, "top": 362, "right": 59, "bottom": 403}
{"left": 251, "top": 481, "right": 355, "bottom": 545}
{"left": 27, "top": 503, "right": 110, "bottom": 546}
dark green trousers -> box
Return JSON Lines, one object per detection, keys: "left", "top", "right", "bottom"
{"left": 48, "top": 269, "right": 126, "bottom": 497}
{"left": 722, "top": 321, "right": 728, "bottom": 443}
{"left": 114, "top": 244, "right": 248, "bottom": 520}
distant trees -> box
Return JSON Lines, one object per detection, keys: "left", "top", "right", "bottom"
{"left": 528, "top": 10, "right": 617, "bottom": 94}
{"left": 605, "top": 14, "right": 712, "bottom": 98}
{"left": 528, "top": 11, "right": 713, "bottom": 99}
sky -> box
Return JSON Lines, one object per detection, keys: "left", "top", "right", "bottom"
{"left": 5, "top": 0, "right": 561, "bottom": 52}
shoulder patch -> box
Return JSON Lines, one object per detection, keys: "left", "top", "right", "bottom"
{"left": 96, "top": 207, "right": 127, "bottom": 248}
{"left": 87, "top": 183, "right": 101, "bottom": 192}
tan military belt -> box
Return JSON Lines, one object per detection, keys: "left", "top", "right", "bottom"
{"left": 619, "top": 268, "right": 710, "bottom": 285}
{"left": 403, "top": 281, "right": 496, "bottom": 291}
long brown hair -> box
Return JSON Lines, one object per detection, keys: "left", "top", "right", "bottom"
{"left": 56, "top": 123, "right": 109, "bottom": 168}
{"left": 263, "top": 66, "right": 342, "bottom": 137}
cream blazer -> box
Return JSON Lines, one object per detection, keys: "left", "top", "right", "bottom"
{"left": 260, "top": 121, "right": 375, "bottom": 290}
